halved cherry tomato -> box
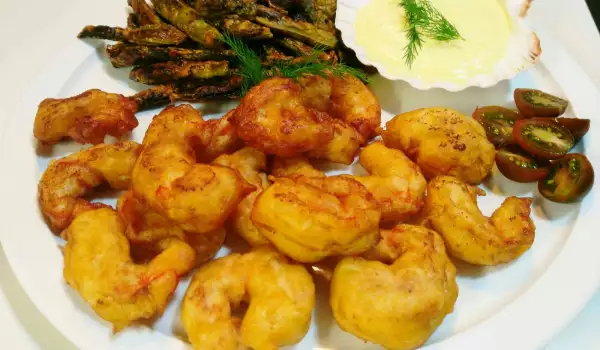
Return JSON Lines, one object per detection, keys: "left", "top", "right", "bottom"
{"left": 539, "top": 154, "right": 594, "bottom": 203}
{"left": 513, "top": 119, "right": 574, "bottom": 159}
{"left": 495, "top": 146, "right": 550, "bottom": 183}
{"left": 472, "top": 106, "right": 523, "bottom": 147}
{"left": 555, "top": 118, "right": 590, "bottom": 142}
{"left": 514, "top": 88, "right": 569, "bottom": 118}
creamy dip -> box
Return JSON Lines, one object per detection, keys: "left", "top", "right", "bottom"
{"left": 355, "top": 0, "right": 511, "bottom": 84}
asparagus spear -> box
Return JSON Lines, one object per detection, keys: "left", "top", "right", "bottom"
{"left": 218, "top": 16, "right": 272, "bottom": 39}
{"left": 131, "top": 75, "right": 242, "bottom": 110}
{"left": 106, "top": 43, "right": 235, "bottom": 67}
{"left": 152, "top": 0, "right": 222, "bottom": 48}
{"left": 127, "top": 13, "right": 141, "bottom": 28}
{"left": 263, "top": 45, "right": 293, "bottom": 64}
{"left": 254, "top": 5, "right": 336, "bottom": 48}
{"left": 78, "top": 24, "right": 187, "bottom": 45}
{"left": 128, "top": 0, "right": 163, "bottom": 25}
{"left": 129, "top": 60, "right": 231, "bottom": 85}
{"left": 278, "top": 37, "right": 313, "bottom": 56}
{"left": 308, "top": 0, "right": 336, "bottom": 32}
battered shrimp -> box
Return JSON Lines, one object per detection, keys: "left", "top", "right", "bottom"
{"left": 351, "top": 142, "right": 427, "bottom": 223}
{"left": 329, "top": 74, "right": 381, "bottom": 140}
{"left": 131, "top": 104, "right": 254, "bottom": 234}
{"left": 252, "top": 175, "right": 381, "bottom": 263}
{"left": 234, "top": 77, "right": 334, "bottom": 157}
{"left": 271, "top": 156, "right": 325, "bottom": 178}
{"left": 307, "top": 118, "right": 365, "bottom": 165}
{"left": 34, "top": 89, "right": 138, "bottom": 145}
{"left": 425, "top": 176, "right": 536, "bottom": 265}
{"left": 63, "top": 208, "right": 196, "bottom": 331}
{"left": 331, "top": 224, "right": 458, "bottom": 350}
{"left": 38, "top": 141, "right": 142, "bottom": 231}
{"left": 212, "top": 147, "right": 270, "bottom": 247}
{"left": 117, "top": 190, "right": 225, "bottom": 264}
{"left": 196, "top": 109, "right": 243, "bottom": 162}
{"left": 383, "top": 108, "right": 495, "bottom": 184}
{"left": 300, "top": 73, "right": 382, "bottom": 140}
{"left": 182, "top": 248, "right": 315, "bottom": 350}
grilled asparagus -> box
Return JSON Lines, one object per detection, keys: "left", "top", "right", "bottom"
{"left": 193, "top": 0, "right": 256, "bottom": 17}
{"left": 219, "top": 16, "right": 272, "bottom": 39}
{"left": 254, "top": 5, "right": 336, "bottom": 48}
{"left": 107, "top": 43, "right": 235, "bottom": 67}
{"left": 308, "top": 0, "right": 336, "bottom": 32}
{"left": 129, "top": 60, "right": 231, "bottom": 85}
{"left": 78, "top": 24, "right": 187, "bottom": 45}
{"left": 152, "top": 0, "right": 222, "bottom": 48}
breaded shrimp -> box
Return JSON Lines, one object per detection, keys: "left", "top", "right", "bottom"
{"left": 252, "top": 175, "right": 381, "bottom": 263}
{"left": 425, "top": 176, "right": 535, "bottom": 265}
{"left": 234, "top": 77, "right": 334, "bottom": 157}
{"left": 331, "top": 224, "right": 458, "bottom": 350}
{"left": 38, "top": 141, "right": 142, "bottom": 231}
{"left": 212, "top": 147, "right": 271, "bottom": 247}
{"left": 34, "top": 89, "right": 138, "bottom": 145}
{"left": 182, "top": 248, "right": 315, "bottom": 350}
{"left": 383, "top": 108, "right": 495, "bottom": 184}
{"left": 351, "top": 142, "right": 427, "bottom": 223}
{"left": 307, "top": 118, "right": 365, "bottom": 165}
{"left": 131, "top": 104, "right": 254, "bottom": 234}
{"left": 63, "top": 208, "right": 196, "bottom": 331}
{"left": 117, "top": 190, "right": 225, "bottom": 264}
{"left": 195, "top": 109, "right": 243, "bottom": 162}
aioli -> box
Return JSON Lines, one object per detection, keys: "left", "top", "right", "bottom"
{"left": 355, "top": 0, "right": 511, "bottom": 84}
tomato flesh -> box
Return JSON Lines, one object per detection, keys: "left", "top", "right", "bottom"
{"left": 495, "top": 146, "right": 549, "bottom": 183}
{"left": 555, "top": 118, "right": 590, "bottom": 142}
{"left": 539, "top": 154, "right": 594, "bottom": 203}
{"left": 472, "top": 106, "right": 523, "bottom": 147}
{"left": 514, "top": 88, "right": 569, "bottom": 118}
{"left": 513, "top": 119, "right": 574, "bottom": 159}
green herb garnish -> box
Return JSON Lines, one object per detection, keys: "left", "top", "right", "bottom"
{"left": 399, "top": 0, "right": 463, "bottom": 67}
{"left": 220, "top": 33, "right": 369, "bottom": 96}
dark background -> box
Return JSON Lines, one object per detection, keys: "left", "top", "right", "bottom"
{"left": 587, "top": 0, "right": 600, "bottom": 30}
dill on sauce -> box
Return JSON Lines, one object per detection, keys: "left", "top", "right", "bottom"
{"left": 399, "top": 0, "right": 463, "bottom": 68}
{"left": 220, "top": 33, "right": 369, "bottom": 96}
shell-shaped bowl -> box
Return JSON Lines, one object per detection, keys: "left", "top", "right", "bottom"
{"left": 336, "top": 0, "right": 542, "bottom": 91}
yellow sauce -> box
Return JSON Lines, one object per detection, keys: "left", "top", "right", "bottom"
{"left": 355, "top": 0, "right": 511, "bottom": 84}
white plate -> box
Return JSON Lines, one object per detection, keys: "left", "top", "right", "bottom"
{"left": 1, "top": 2, "right": 600, "bottom": 349}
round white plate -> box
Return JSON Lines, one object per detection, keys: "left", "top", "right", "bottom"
{"left": 1, "top": 1, "right": 600, "bottom": 349}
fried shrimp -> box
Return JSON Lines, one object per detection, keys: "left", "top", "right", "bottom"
{"left": 331, "top": 224, "right": 458, "bottom": 350}
{"left": 425, "top": 176, "right": 536, "bottom": 265}
{"left": 351, "top": 142, "right": 427, "bottom": 223}
{"left": 117, "top": 190, "right": 225, "bottom": 264}
{"left": 196, "top": 109, "right": 243, "bottom": 162}
{"left": 252, "top": 175, "right": 381, "bottom": 263}
{"left": 307, "top": 119, "right": 365, "bottom": 165}
{"left": 271, "top": 156, "right": 325, "bottom": 178}
{"left": 234, "top": 77, "right": 334, "bottom": 157}
{"left": 63, "top": 208, "right": 196, "bottom": 331}
{"left": 383, "top": 108, "right": 495, "bottom": 184}
{"left": 38, "top": 141, "right": 142, "bottom": 231}
{"left": 131, "top": 104, "right": 255, "bottom": 234}
{"left": 34, "top": 89, "right": 138, "bottom": 145}
{"left": 182, "top": 248, "right": 315, "bottom": 350}
{"left": 212, "top": 147, "right": 270, "bottom": 247}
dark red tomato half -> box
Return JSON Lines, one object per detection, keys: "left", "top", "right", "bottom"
{"left": 514, "top": 88, "right": 569, "bottom": 118}
{"left": 539, "top": 154, "right": 595, "bottom": 203}
{"left": 555, "top": 118, "right": 590, "bottom": 142}
{"left": 495, "top": 146, "right": 550, "bottom": 183}
{"left": 513, "top": 119, "right": 575, "bottom": 159}
{"left": 472, "top": 106, "right": 523, "bottom": 147}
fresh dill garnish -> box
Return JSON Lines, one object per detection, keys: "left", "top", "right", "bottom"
{"left": 220, "top": 32, "right": 369, "bottom": 96}
{"left": 399, "top": 0, "right": 462, "bottom": 68}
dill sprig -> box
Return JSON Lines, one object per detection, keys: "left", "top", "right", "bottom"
{"left": 220, "top": 32, "right": 369, "bottom": 96}
{"left": 399, "top": 0, "right": 462, "bottom": 68}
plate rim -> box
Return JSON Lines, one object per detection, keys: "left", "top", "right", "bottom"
{"left": 0, "top": 23, "right": 599, "bottom": 350}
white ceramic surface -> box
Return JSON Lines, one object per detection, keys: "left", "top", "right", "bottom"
{"left": 336, "top": 0, "right": 541, "bottom": 91}
{"left": 1, "top": 2, "right": 600, "bottom": 349}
